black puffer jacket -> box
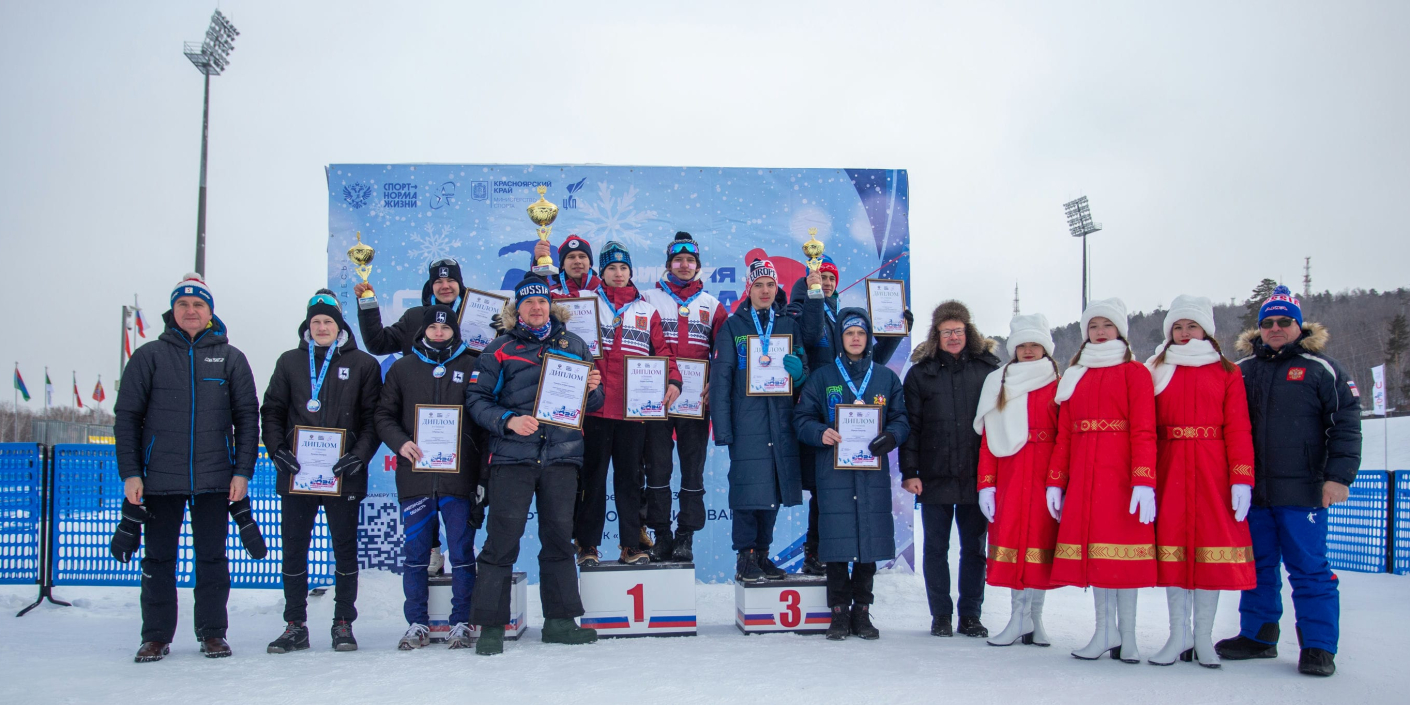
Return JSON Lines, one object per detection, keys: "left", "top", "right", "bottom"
{"left": 899, "top": 324, "right": 1001, "bottom": 505}
{"left": 375, "top": 328, "right": 482, "bottom": 500}
{"left": 356, "top": 285, "right": 467, "bottom": 357}
{"left": 261, "top": 329, "right": 383, "bottom": 499}
{"left": 1235, "top": 323, "right": 1362, "bottom": 507}
{"left": 114, "top": 311, "right": 260, "bottom": 495}
{"left": 465, "top": 301, "right": 605, "bottom": 469}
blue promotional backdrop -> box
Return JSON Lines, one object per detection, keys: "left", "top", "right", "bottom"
{"left": 326, "top": 164, "right": 910, "bottom": 582}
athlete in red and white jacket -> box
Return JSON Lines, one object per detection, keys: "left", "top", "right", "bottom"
{"left": 573, "top": 241, "right": 682, "bottom": 568}
{"left": 638, "top": 232, "right": 727, "bottom": 562}
{"left": 533, "top": 235, "right": 605, "bottom": 298}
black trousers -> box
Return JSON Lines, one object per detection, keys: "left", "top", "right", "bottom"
{"left": 644, "top": 415, "right": 709, "bottom": 535}
{"left": 280, "top": 493, "right": 361, "bottom": 623}
{"left": 921, "top": 502, "right": 988, "bottom": 618}
{"left": 140, "top": 493, "right": 230, "bottom": 643}
{"left": 826, "top": 561, "right": 878, "bottom": 607}
{"left": 472, "top": 463, "right": 583, "bottom": 626}
{"left": 800, "top": 445, "right": 820, "bottom": 547}
{"left": 575, "top": 416, "right": 646, "bottom": 550}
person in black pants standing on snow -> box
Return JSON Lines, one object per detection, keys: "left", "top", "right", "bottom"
{"left": 900, "top": 300, "right": 1001, "bottom": 638}
{"left": 260, "top": 291, "right": 382, "bottom": 653}
{"left": 465, "top": 275, "right": 605, "bottom": 655}
{"left": 113, "top": 273, "right": 260, "bottom": 662}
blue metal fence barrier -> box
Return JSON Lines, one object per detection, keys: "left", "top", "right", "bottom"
{"left": 1394, "top": 471, "right": 1409, "bottom": 576}
{"left": 0, "top": 444, "right": 43, "bottom": 586}
{"left": 50, "top": 444, "right": 332, "bottom": 589}
{"left": 1327, "top": 470, "right": 1389, "bottom": 573}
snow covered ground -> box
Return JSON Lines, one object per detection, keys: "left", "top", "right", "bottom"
{"left": 3, "top": 558, "right": 1405, "bottom": 704}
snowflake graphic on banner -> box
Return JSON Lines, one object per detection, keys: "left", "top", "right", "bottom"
{"left": 408, "top": 222, "right": 463, "bottom": 267}
{"left": 576, "top": 182, "right": 658, "bottom": 248}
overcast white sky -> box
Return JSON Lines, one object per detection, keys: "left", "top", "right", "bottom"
{"left": 2, "top": 1, "right": 1407, "bottom": 404}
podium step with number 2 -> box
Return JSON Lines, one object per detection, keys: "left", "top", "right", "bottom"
{"left": 579, "top": 563, "right": 697, "bottom": 637}
{"left": 428, "top": 571, "right": 528, "bottom": 642}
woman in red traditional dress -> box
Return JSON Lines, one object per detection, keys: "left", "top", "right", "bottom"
{"left": 974, "top": 313, "right": 1061, "bottom": 647}
{"left": 1046, "top": 298, "right": 1158, "bottom": 663}
{"left": 1144, "top": 295, "right": 1255, "bottom": 668}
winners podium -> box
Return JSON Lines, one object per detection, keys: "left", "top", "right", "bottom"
{"left": 579, "top": 562, "right": 697, "bottom": 637}
{"left": 735, "top": 574, "right": 830, "bottom": 634}
{"left": 428, "top": 571, "right": 528, "bottom": 642}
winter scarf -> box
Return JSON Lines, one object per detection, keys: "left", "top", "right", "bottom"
{"left": 1144, "top": 338, "right": 1220, "bottom": 395}
{"left": 1055, "top": 339, "right": 1129, "bottom": 403}
{"left": 973, "top": 359, "right": 1059, "bottom": 457}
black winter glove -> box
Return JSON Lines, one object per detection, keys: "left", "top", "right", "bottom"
{"left": 869, "top": 432, "right": 898, "bottom": 457}
{"left": 902, "top": 309, "right": 914, "bottom": 331}
{"left": 469, "top": 480, "right": 488, "bottom": 529}
{"left": 490, "top": 313, "right": 506, "bottom": 335}
{"left": 272, "top": 447, "right": 301, "bottom": 476}
{"left": 109, "top": 500, "right": 148, "bottom": 563}
{"left": 229, "top": 497, "right": 268, "bottom": 560}
{"left": 331, "top": 453, "right": 365, "bottom": 478}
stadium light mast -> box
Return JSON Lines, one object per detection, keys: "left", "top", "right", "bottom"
{"left": 184, "top": 9, "right": 240, "bottom": 277}
{"left": 1063, "top": 195, "right": 1103, "bottom": 312}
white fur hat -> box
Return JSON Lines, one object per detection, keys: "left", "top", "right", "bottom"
{"left": 1162, "top": 295, "right": 1216, "bottom": 343}
{"left": 1080, "top": 297, "right": 1129, "bottom": 340}
{"left": 1006, "top": 313, "right": 1054, "bottom": 359}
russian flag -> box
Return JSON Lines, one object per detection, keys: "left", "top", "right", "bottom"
{"left": 135, "top": 307, "right": 148, "bottom": 338}
{"left": 579, "top": 616, "right": 630, "bottom": 629}
{"left": 648, "top": 615, "right": 696, "bottom": 629}
{"left": 737, "top": 610, "right": 776, "bottom": 627}
{"left": 803, "top": 611, "right": 831, "bottom": 625}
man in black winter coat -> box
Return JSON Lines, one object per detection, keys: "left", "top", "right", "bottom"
{"left": 355, "top": 258, "right": 469, "bottom": 357}
{"left": 376, "top": 304, "right": 484, "bottom": 651}
{"left": 261, "top": 291, "right": 383, "bottom": 654}
{"left": 114, "top": 274, "right": 259, "bottom": 662}
{"left": 1214, "top": 287, "right": 1361, "bottom": 677}
{"left": 900, "top": 300, "right": 1000, "bottom": 639}
{"left": 465, "top": 275, "right": 604, "bottom": 655}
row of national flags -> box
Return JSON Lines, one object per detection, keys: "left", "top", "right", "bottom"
{"left": 13, "top": 366, "right": 106, "bottom": 408}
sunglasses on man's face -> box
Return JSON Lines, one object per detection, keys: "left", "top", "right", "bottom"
{"left": 1260, "top": 317, "right": 1296, "bottom": 330}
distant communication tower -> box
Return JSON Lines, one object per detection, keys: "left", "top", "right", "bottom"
{"left": 1303, "top": 257, "right": 1312, "bottom": 298}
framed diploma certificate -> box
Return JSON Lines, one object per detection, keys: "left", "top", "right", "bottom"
{"left": 865, "top": 279, "right": 909, "bottom": 337}
{"left": 668, "top": 358, "right": 708, "bottom": 419}
{"left": 834, "top": 404, "right": 883, "bottom": 470}
{"left": 533, "top": 354, "right": 593, "bottom": 430}
{"left": 458, "top": 288, "right": 510, "bottom": 352}
{"left": 289, "top": 426, "right": 344, "bottom": 495}
{"left": 413, "top": 404, "right": 462, "bottom": 473}
{"left": 746, "top": 333, "right": 793, "bottom": 397}
{"left": 559, "top": 297, "right": 605, "bottom": 358}
{"left": 623, "top": 356, "right": 669, "bottom": 420}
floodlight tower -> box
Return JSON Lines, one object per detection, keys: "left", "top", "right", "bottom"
{"left": 1063, "top": 195, "right": 1103, "bottom": 312}
{"left": 184, "top": 9, "right": 240, "bottom": 277}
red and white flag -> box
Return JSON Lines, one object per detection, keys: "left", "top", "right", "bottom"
{"left": 73, "top": 372, "right": 83, "bottom": 409}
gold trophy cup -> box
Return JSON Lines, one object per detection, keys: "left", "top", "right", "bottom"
{"left": 527, "top": 186, "right": 560, "bottom": 276}
{"left": 802, "top": 227, "right": 825, "bottom": 299}
{"left": 347, "top": 231, "right": 376, "bottom": 299}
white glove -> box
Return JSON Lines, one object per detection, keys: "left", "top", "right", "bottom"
{"left": 1231, "top": 484, "right": 1252, "bottom": 522}
{"left": 1046, "top": 486, "right": 1064, "bottom": 521}
{"left": 1129, "top": 485, "right": 1156, "bottom": 524}
{"left": 978, "top": 487, "right": 996, "bottom": 523}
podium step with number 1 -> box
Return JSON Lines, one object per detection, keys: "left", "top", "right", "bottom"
{"left": 579, "top": 562, "right": 697, "bottom": 637}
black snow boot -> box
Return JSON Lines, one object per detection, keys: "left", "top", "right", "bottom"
{"left": 826, "top": 606, "right": 851, "bottom": 641}
{"left": 1216, "top": 623, "right": 1279, "bottom": 660}
{"left": 931, "top": 615, "right": 953, "bottom": 637}
{"left": 229, "top": 498, "right": 267, "bottom": 559}
{"left": 736, "top": 550, "right": 766, "bottom": 584}
{"left": 267, "top": 621, "right": 310, "bottom": 653}
{"left": 801, "top": 543, "right": 825, "bottom": 576}
{"left": 670, "top": 531, "right": 694, "bottom": 562}
{"left": 1298, "top": 648, "right": 1336, "bottom": 677}
{"left": 958, "top": 616, "right": 989, "bottom": 638}
{"left": 756, "top": 550, "right": 786, "bottom": 580}
{"left": 648, "top": 529, "right": 675, "bottom": 563}
{"left": 331, "top": 619, "right": 358, "bottom": 651}
{"left": 851, "top": 604, "right": 880, "bottom": 640}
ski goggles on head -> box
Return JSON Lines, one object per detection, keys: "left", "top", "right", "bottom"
{"left": 308, "top": 293, "right": 341, "bottom": 310}
{"left": 430, "top": 258, "right": 459, "bottom": 268}
{"left": 668, "top": 242, "right": 699, "bottom": 256}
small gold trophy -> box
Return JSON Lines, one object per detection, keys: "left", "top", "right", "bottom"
{"left": 347, "top": 231, "right": 376, "bottom": 299}
{"left": 802, "top": 227, "right": 825, "bottom": 299}
{"left": 527, "top": 185, "right": 560, "bottom": 277}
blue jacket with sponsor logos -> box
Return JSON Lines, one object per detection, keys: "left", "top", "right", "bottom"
{"left": 793, "top": 307, "right": 909, "bottom": 564}
{"left": 114, "top": 311, "right": 260, "bottom": 496}
{"left": 464, "top": 301, "right": 605, "bottom": 469}
{"left": 709, "top": 302, "right": 805, "bottom": 511}
{"left": 1235, "top": 323, "right": 1362, "bottom": 507}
